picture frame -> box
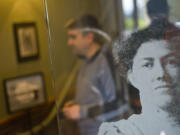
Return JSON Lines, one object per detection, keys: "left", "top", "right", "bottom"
{"left": 3, "top": 73, "right": 46, "bottom": 113}
{"left": 13, "top": 23, "right": 39, "bottom": 62}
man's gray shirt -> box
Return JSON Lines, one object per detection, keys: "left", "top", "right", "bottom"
{"left": 74, "top": 49, "right": 117, "bottom": 135}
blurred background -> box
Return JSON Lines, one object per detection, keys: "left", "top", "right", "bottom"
{"left": 0, "top": 0, "right": 180, "bottom": 135}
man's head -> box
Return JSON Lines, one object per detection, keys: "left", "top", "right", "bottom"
{"left": 146, "top": 0, "right": 169, "bottom": 20}
{"left": 65, "top": 14, "right": 103, "bottom": 58}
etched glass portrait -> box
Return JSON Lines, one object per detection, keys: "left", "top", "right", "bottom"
{"left": 98, "top": 18, "right": 180, "bottom": 135}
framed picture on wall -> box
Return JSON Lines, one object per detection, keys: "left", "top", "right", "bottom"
{"left": 13, "top": 23, "right": 39, "bottom": 62}
{"left": 3, "top": 73, "right": 46, "bottom": 113}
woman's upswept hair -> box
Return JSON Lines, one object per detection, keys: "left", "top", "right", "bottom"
{"left": 113, "top": 19, "right": 171, "bottom": 76}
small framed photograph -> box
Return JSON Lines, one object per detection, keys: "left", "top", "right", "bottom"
{"left": 3, "top": 73, "right": 46, "bottom": 113}
{"left": 13, "top": 23, "right": 39, "bottom": 62}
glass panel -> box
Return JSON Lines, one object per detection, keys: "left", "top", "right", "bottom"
{"left": 44, "top": 0, "right": 180, "bottom": 135}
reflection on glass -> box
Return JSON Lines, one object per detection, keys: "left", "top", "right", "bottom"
{"left": 40, "top": 0, "right": 180, "bottom": 135}
{"left": 60, "top": 14, "right": 119, "bottom": 135}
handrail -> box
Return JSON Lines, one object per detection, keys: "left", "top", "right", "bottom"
{"left": 0, "top": 98, "right": 54, "bottom": 127}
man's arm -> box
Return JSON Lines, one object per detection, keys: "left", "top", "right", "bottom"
{"left": 62, "top": 55, "right": 118, "bottom": 120}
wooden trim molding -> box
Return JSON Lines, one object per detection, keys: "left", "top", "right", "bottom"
{"left": 0, "top": 98, "right": 54, "bottom": 127}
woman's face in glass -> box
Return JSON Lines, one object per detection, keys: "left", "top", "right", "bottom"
{"left": 128, "top": 40, "right": 178, "bottom": 102}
